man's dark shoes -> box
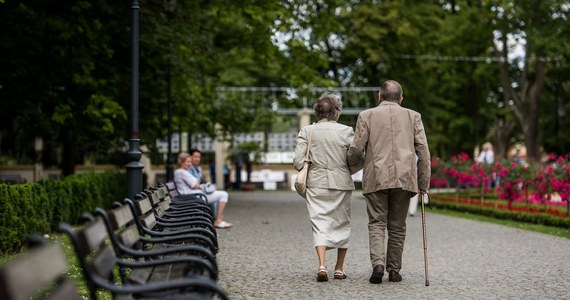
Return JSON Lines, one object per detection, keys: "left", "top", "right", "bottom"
{"left": 389, "top": 270, "right": 402, "bottom": 282}
{"left": 369, "top": 265, "right": 384, "bottom": 284}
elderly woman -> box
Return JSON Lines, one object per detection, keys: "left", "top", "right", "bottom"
{"left": 293, "top": 92, "right": 360, "bottom": 282}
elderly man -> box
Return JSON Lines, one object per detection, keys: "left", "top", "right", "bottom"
{"left": 348, "top": 80, "right": 430, "bottom": 284}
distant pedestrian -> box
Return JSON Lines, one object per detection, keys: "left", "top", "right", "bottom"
{"left": 477, "top": 142, "right": 496, "bottom": 188}
{"left": 223, "top": 162, "right": 230, "bottom": 189}
{"left": 209, "top": 159, "right": 216, "bottom": 184}
{"left": 348, "top": 80, "right": 430, "bottom": 284}
{"left": 477, "top": 142, "right": 494, "bottom": 165}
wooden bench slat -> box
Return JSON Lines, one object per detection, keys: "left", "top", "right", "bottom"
{"left": 78, "top": 218, "right": 108, "bottom": 257}
{"left": 110, "top": 205, "right": 134, "bottom": 229}
{"left": 91, "top": 245, "right": 117, "bottom": 279}
{"left": 0, "top": 243, "right": 80, "bottom": 300}
{"left": 117, "top": 225, "right": 141, "bottom": 248}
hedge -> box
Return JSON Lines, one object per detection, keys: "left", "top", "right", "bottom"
{"left": 430, "top": 196, "right": 570, "bottom": 229}
{"left": 0, "top": 171, "right": 127, "bottom": 254}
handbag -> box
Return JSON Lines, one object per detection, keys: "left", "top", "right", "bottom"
{"left": 200, "top": 183, "right": 216, "bottom": 195}
{"left": 294, "top": 126, "right": 313, "bottom": 198}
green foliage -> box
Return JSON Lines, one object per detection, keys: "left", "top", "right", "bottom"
{"left": 1, "top": 0, "right": 569, "bottom": 167}
{"left": 0, "top": 172, "right": 126, "bottom": 254}
{"left": 431, "top": 198, "right": 570, "bottom": 229}
{"left": 0, "top": 1, "right": 131, "bottom": 171}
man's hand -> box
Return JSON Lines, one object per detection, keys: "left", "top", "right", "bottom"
{"left": 419, "top": 189, "right": 431, "bottom": 208}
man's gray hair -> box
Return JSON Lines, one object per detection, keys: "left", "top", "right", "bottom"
{"left": 379, "top": 80, "right": 403, "bottom": 102}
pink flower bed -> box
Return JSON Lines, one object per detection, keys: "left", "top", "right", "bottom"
{"left": 433, "top": 152, "right": 570, "bottom": 208}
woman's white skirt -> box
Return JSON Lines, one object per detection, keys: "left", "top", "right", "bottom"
{"left": 306, "top": 187, "right": 352, "bottom": 249}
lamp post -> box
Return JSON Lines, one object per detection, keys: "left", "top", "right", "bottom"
{"left": 34, "top": 136, "right": 43, "bottom": 182}
{"left": 166, "top": 64, "right": 174, "bottom": 181}
{"left": 126, "top": 0, "right": 144, "bottom": 200}
{"left": 165, "top": 0, "right": 176, "bottom": 182}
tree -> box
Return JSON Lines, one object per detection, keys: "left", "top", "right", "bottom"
{"left": 335, "top": 0, "right": 499, "bottom": 158}
{"left": 0, "top": 1, "right": 130, "bottom": 174}
{"left": 482, "top": 0, "right": 569, "bottom": 161}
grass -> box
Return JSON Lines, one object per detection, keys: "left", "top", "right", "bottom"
{"left": 428, "top": 207, "right": 570, "bottom": 239}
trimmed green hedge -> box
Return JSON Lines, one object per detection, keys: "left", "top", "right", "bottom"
{"left": 0, "top": 172, "right": 126, "bottom": 254}
{"left": 430, "top": 198, "right": 570, "bottom": 229}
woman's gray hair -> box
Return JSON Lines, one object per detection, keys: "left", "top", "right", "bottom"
{"left": 314, "top": 92, "right": 342, "bottom": 121}
{"left": 177, "top": 152, "right": 191, "bottom": 167}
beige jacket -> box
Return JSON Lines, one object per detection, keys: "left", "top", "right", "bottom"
{"left": 293, "top": 119, "right": 358, "bottom": 191}
{"left": 347, "top": 101, "right": 430, "bottom": 195}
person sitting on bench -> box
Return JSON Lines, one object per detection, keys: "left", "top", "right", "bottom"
{"left": 174, "top": 151, "right": 233, "bottom": 229}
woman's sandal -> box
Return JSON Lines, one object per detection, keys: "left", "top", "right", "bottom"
{"left": 214, "top": 221, "right": 233, "bottom": 229}
{"left": 316, "top": 266, "right": 328, "bottom": 282}
{"left": 334, "top": 270, "right": 347, "bottom": 280}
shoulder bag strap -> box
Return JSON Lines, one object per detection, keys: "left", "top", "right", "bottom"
{"left": 304, "top": 126, "right": 313, "bottom": 162}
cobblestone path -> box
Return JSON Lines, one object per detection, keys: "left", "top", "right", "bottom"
{"left": 216, "top": 191, "right": 570, "bottom": 300}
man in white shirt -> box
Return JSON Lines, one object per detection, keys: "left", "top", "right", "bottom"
{"left": 477, "top": 142, "right": 494, "bottom": 165}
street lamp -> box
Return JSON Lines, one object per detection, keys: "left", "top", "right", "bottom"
{"left": 34, "top": 136, "right": 43, "bottom": 182}
{"left": 126, "top": 0, "right": 144, "bottom": 200}
{"left": 165, "top": 0, "right": 177, "bottom": 182}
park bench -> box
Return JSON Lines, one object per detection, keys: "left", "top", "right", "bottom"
{"left": 0, "top": 237, "right": 81, "bottom": 300}
{"left": 163, "top": 181, "right": 219, "bottom": 218}
{"left": 140, "top": 189, "right": 215, "bottom": 225}
{"left": 154, "top": 184, "right": 212, "bottom": 214}
{"left": 58, "top": 218, "right": 228, "bottom": 299}
{"left": 165, "top": 181, "right": 180, "bottom": 198}
{"left": 92, "top": 205, "right": 218, "bottom": 277}
{"left": 123, "top": 197, "right": 218, "bottom": 254}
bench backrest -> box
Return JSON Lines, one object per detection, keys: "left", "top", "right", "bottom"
{"left": 143, "top": 188, "right": 214, "bottom": 222}
{"left": 0, "top": 243, "right": 81, "bottom": 300}
{"left": 58, "top": 219, "right": 119, "bottom": 300}
{"left": 125, "top": 195, "right": 218, "bottom": 253}
{"left": 108, "top": 204, "right": 142, "bottom": 248}
{"left": 132, "top": 196, "right": 159, "bottom": 230}
{"left": 165, "top": 181, "right": 179, "bottom": 197}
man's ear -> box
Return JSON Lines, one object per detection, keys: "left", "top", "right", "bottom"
{"left": 399, "top": 97, "right": 404, "bottom": 105}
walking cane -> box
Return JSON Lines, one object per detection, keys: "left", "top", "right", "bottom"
{"left": 420, "top": 192, "right": 430, "bottom": 286}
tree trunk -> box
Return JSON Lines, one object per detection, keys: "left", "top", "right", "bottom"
{"left": 523, "top": 52, "right": 545, "bottom": 162}
{"left": 60, "top": 128, "right": 76, "bottom": 176}
{"left": 494, "top": 36, "right": 545, "bottom": 162}
{"left": 524, "top": 106, "right": 540, "bottom": 162}
{"left": 494, "top": 118, "right": 514, "bottom": 160}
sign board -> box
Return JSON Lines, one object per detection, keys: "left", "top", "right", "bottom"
{"left": 263, "top": 181, "right": 277, "bottom": 190}
{"left": 240, "top": 169, "right": 286, "bottom": 183}
{"left": 261, "top": 151, "right": 295, "bottom": 164}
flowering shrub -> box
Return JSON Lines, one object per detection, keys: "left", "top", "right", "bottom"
{"left": 496, "top": 161, "right": 533, "bottom": 207}
{"left": 550, "top": 155, "right": 570, "bottom": 202}
{"left": 430, "top": 157, "right": 450, "bottom": 188}
{"left": 443, "top": 153, "right": 480, "bottom": 189}
{"left": 531, "top": 164, "right": 556, "bottom": 203}
{"left": 436, "top": 152, "right": 570, "bottom": 209}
